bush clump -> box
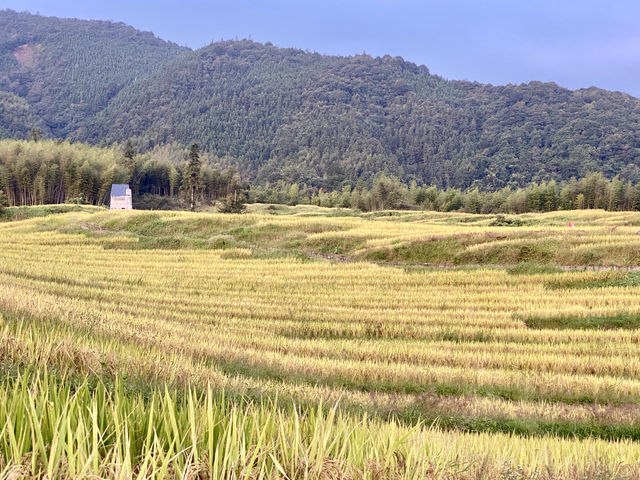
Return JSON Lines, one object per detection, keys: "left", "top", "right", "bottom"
{"left": 489, "top": 215, "right": 524, "bottom": 227}
{"left": 218, "top": 193, "right": 247, "bottom": 214}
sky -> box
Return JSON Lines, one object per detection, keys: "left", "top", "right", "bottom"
{"left": 3, "top": 0, "right": 640, "bottom": 97}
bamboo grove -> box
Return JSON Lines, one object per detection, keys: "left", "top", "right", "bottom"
{"left": 4, "top": 139, "right": 640, "bottom": 214}
{"left": 0, "top": 140, "right": 244, "bottom": 208}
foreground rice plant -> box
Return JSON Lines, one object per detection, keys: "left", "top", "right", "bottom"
{"left": 1, "top": 372, "right": 639, "bottom": 480}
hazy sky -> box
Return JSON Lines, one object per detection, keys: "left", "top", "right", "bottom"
{"left": 4, "top": 0, "right": 640, "bottom": 96}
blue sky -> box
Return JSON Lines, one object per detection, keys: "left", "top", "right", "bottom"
{"left": 4, "top": 0, "right": 640, "bottom": 96}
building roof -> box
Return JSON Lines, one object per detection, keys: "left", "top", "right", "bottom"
{"left": 110, "top": 184, "right": 130, "bottom": 197}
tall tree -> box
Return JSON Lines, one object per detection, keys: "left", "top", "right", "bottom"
{"left": 28, "top": 127, "right": 42, "bottom": 142}
{"left": 0, "top": 188, "right": 7, "bottom": 214}
{"left": 123, "top": 139, "right": 135, "bottom": 164}
{"left": 185, "top": 143, "right": 202, "bottom": 211}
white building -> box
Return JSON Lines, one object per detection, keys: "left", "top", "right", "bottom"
{"left": 110, "top": 184, "right": 132, "bottom": 210}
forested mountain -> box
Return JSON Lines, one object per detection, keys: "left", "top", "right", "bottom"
{"left": 0, "top": 10, "right": 187, "bottom": 138}
{"left": 2, "top": 10, "right": 640, "bottom": 190}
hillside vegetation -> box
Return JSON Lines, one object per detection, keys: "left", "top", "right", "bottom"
{"left": 2, "top": 208, "right": 640, "bottom": 478}
{"left": 0, "top": 10, "right": 186, "bottom": 139}
{"left": 2, "top": 10, "right": 640, "bottom": 190}
{"left": 4, "top": 139, "right": 640, "bottom": 215}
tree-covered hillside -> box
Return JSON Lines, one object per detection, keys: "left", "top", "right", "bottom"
{"left": 0, "top": 91, "right": 47, "bottom": 139}
{"left": 1, "top": 10, "right": 640, "bottom": 190}
{"left": 0, "top": 10, "right": 187, "bottom": 138}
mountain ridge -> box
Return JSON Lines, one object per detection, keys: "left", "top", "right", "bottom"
{"left": 1, "top": 9, "right": 639, "bottom": 190}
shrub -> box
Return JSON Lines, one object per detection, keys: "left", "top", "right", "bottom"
{"left": 65, "top": 194, "right": 89, "bottom": 205}
{"left": 218, "top": 193, "right": 247, "bottom": 214}
{"left": 489, "top": 214, "right": 524, "bottom": 227}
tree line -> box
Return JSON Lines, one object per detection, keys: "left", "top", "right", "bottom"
{"left": 2, "top": 138, "right": 640, "bottom": 215}
{"left": 251, "top": 173, "right": 640, "bottom": 214}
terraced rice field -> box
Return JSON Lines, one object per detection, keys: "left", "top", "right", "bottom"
{"left": 2, "top": 206, "right": 640, "bottom": 478}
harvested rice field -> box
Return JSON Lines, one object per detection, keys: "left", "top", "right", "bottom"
{"left": 2, "top": 205, "right": 640, "bottom": 479}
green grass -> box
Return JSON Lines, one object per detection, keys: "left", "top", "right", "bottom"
{"left": 459, "top": 239, "right": 560, "bottom": 265}
{"left": 398, "top": 408, "right": 640, "bottom": 442}
{"left": 0, "top": 204, "right": 103, "bottom": 221}
{"left": 507, "top": 262, "right": 563, "bottom": 275}
{"left": 304, "top": 235, "right": 369, "bottom": 255}
{"left": 547, "top": 272, "right": 640, "bottom": 289}
{"left": 522, "top": 313, "right": 640, "bottom": 330}
{"left": 360, "top": 238, "right": 464, "bottom": 264}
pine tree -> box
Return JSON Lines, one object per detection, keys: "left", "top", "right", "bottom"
{"left": 121, "top": 140, "right": 138, "bottom": 194}
{"left": 0, "top": 189, "right": 7, "bottom": 215}
{"left": 124, "top": 139, "right": 135, "bottom": 163}
{"left": 28, "top": 127, "right": 42, "bottom": 142}
{"left": 185, "top": 144, "right": 202, "bottom": 211}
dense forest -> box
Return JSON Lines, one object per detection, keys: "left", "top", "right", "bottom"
{"left": 0, "top": 10, "right": 186, "bottom": 139}
{"left": 1, "top": 10, "right": 640, "bottom": 192}
{"left": 2, "top": 139, "right": 640, "bottom": 215}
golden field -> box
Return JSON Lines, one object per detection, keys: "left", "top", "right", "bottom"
{"left": 1, "top": 206, "right": 640, "bottom": 479}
